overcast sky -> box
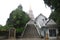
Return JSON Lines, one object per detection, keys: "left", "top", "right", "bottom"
{"left": 0, "top": 0, "right": 51, "bottom": 26}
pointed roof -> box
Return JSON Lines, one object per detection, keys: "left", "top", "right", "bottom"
{"left": 45, "top": 19, "right": 56, "bottom": 25}
{"left": 41, "top": 19, "right": 57, "bottom": 28}
{"left": 35, "top": 13, "right": 47, "bottom": 21}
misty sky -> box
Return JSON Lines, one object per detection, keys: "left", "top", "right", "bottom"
{"left": 0, "top": 0, "right": 51, "bottom": 25}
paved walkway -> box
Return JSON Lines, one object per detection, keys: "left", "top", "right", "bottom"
{"left": 18, "top": 38, "right": 44, "bottom": 40}
{"left": 2, "top": 38, "right": 44, "bottom": 40}
{"left": 4, "top": 38, "right": 44, "bottom": 40}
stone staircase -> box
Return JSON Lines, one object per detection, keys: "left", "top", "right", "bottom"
{"left": 22, "top": 24, "right": 39, "bottom": 38}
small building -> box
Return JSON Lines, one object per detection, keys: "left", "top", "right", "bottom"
{"left": 34, "top": 13, "right": 59, "bottom": 40}
{"left": 41, "top": 19, "right": 59, "bottom": 40}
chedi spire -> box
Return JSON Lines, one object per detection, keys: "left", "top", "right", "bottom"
{"left": 29, "top": 5, "right": 34, "bottom": 20}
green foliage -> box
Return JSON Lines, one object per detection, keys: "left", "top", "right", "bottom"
{"left": 0, "top": 5, "right": 30, "bottom": 36}
{"left": 16, "top": 27, "right": 24, "bottom": 33}
{"left": 44, "top": 0, "right": 60, "bottom": 24}
{"left": 0, "top": 5, "right": 30, "bottom": 35}
{"left": 49, "top": 10, "right": 60, "bottom": 24}
{"left": 44, "top": 0, "right": 60, "bottom": 10}
{"left": 6, "top": 9, "right": 30, "bottom": 28}
{"left": 6, "top": 5, "right": 30, "bottom": 33}
{"left": 0, "top": 25, "right": 10, "bottom": 31}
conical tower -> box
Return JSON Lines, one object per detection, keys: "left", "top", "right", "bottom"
{"left": 29, "top": 5, "right": 34, "bottom": 20}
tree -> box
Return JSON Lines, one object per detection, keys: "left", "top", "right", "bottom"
{"left": 6, "top": 5, "right": 30, "bottom": 33}
{"left": 49, "top": 10, "right": 60, "bottom": 24}
{"left": 44, "top": 0, "right": 60, "bottom": 10}
{"left": 44, "top": 0, "right": 60, "bottom": 24}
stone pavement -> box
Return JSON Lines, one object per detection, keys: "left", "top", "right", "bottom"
{"left": 2, "top": 38, "right": 44, "bottom": 40}
{"left": 18, "top": 38, "right": 44, "bottom": 40}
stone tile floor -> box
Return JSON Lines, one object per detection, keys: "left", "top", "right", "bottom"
{"left": 0, "top": 38, "right": 45, "bottom": 40}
